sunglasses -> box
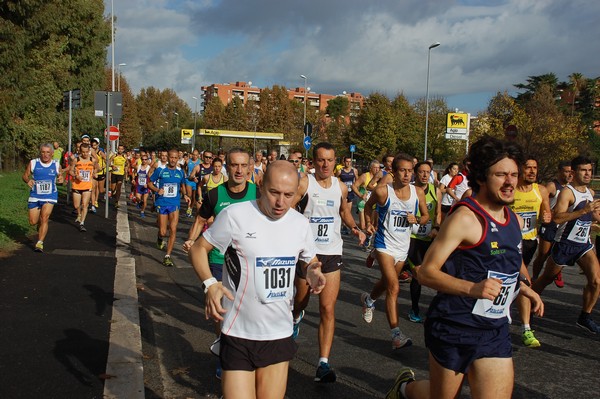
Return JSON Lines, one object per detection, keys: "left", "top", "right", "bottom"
{"left": 289, "top": 160, "right": 299, "bottom": 163}
{"left": 142, "top": 158, "right": 148, "bottom": 160}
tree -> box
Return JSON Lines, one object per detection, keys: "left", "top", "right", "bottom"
{"left": 514, "top": 73, "right": 559, "bottom": 105}
{"left": 351, "top": 93, "right": 398, "bottom": 161}
{"left": 0, "top": 0, "right": 110, "bottom": 167}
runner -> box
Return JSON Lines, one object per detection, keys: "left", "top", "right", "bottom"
{"left": 90, "top": 138, "right": 106, "bottom": 212}
{"left": 69, "top": 143, "right": 98, "bottom": 232}
{"left": 359, "top": 153, "right": 429, "bottom": 350}
{"left": 386, "top": 136, "right": 544, "bottom": 399}
{"left": 532, "top": 155, "right": 600, "bottom": 334}
{"left": 351, "top": 160, "right": 380, "bottom": 242}
{"left": 336, "top": 156, "right": 358, "bottom": 235}
{"left": 291, "top": 142, "right": 366, "bottom": 383}
{"left": 532, "top": 161, "right": 573, "bottom": 285}
{"left": 189, "top": 150, "right": 214, "bottom": 205}
{"left": 188, "top": 160, "right": 325, "bottom": 399}
{"left": 134, "top": 155, "right": 152, "bottom": 217}
{"left": 183, "top": 148, "right": 258, "bottom": 379}
{"left": 509, "top": 156, "right": 551, "bottom": 348}
{"left": 202, "top": 157, "right": 227, "bottom": 192}
{"left": 406, "top": 161, "right": 442, "bottom": 323}
{"left": 148, "top": 149, "right": 190, "bottom": 267}
{"left": 23, "top": 143, "right": 64, "bottom": 252}
{"left": 110, "top": 144, "right": 129, "bottom": 209}
{"left": 184, "top": 149, "right": 201, "bottom": 217}
{"left": 438, "top": 162, "right": 459, "bottom": 221}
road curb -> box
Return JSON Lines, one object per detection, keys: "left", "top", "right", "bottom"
{"left": 104, "top": 199, "right": 145, "bottom": 399}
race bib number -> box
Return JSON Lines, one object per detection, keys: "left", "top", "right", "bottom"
{"left": 472, "top": 270, "right": 519, "bottom": 320}
{"left": 254, "top": 256, "right": 295, "bottom": 303}
{"left": 411, "top": 220, "right": 432, "bottom": 237}
{"left": 519, "top": 211, "right": 537, "bottom": 235}
{"left": 310, "top": 216, "right": 334, "bottom": 245}
{"left": 79, "top": 170, "right": 91, "bottom": 182}
{"left": 138, "top": 176, "right": 147, "bottom": 186}
{"left": 35, "top": 180, "right": 52, "bottom": 195}
{"left": 388, "top": 210, "right": 410, "bottom": 234}
{"left": 163, "top": 183, "right": 177, "bottom": 198}
{"left": 567, "top": 219, "right": 591, "bottom": 243}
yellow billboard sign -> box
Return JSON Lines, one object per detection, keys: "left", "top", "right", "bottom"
{"left": 181, "top": 129, "right": 193, "bottom": 144}
{"left": 447, "top": 113, "right": 468, "bottom": 129}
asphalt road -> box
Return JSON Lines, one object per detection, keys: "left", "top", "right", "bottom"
{"left": 129, "top": 201, "right": 600, "bottom": 399}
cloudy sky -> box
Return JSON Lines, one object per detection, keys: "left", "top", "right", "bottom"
{"left": 107, "top": 0, "right": 600, "bottom": 115}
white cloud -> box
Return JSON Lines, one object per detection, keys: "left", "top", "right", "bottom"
{"left": 108, "top": 0, "right": 600, "bottom": 113}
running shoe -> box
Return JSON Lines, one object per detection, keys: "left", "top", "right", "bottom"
{"left": 34, "top": 241, "right": 44, "bottom": 253}
{"left": 90, "top": 205, "right": 96, "bottom": 214}
{"left": 399, "top": 270, "right": 412, "bottom": 283}
{"left": 163, "top": 255, "right": 174, "bottom": 267}
{"left": 157, "top": 238, "right": 165, "bottom": 250}
{"left": 360, "top": 292, "right": 375, "bottom": 323}
{"left": 366, "top": 250, "right": 375, "bottom": 268}
{"left": 292, "top": 310, "right": 304, "bottom": 340}
{"left": 522, "top": 330, "right": 541, "bottom": 347}
{"left": 140, "top": 211, "right": 145, "bottom": 218}
{"left": 79, "top": 224, "right": 87, "bottom": 233}
{"left": 408, "top": 309, "right": 423, "bottom": 323}
{"left": 186, "top": 208, "right": 193, "bottom": 218}
{"left": 392, "top": 331, "right": 412, "bottom": 350}
{"left": 385, "top": 367, "right": 415, "bottom": 399}
{"left": 554, "top": 271, "right": 565, "bottom": 288}
{"left": 576, "top": 316, "right": 600, "bottom": 334}
{"left": 314, "top": 361, "right": 336, "bottom": 383}
{"left": 94, "top": 201, "right": 99, "bottom": 207}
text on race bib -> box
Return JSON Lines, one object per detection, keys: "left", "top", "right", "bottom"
{"left": 254, "top": 256, "right": 295, "bottom": 303}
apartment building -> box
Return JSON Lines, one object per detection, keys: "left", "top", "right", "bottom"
{"left": 200, "top": 81, "right": 364, "bottom": 116}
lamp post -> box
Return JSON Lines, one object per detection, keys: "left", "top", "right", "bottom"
{"left": 192, "top": 96, "right": 198, "bottom": 152}
{"left": 300, "top": 75, "right": 308, "bottom": 131}
{"left": 424, "top": 41, "right": 440, "bottom": 161}
{"left": 117, "top": 63, "right": 126, "bottom": 91}
{"left": 174, "top": 111, "right": 179, "bottom": 129}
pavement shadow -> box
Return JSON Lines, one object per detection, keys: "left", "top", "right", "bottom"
{"left": 53, "top": 328, "right": 109, "bottom": 387}
{"left": 83, "top": 284, "right": 116, "bottom": 317}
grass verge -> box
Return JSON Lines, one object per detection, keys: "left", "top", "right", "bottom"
{"left": 0, "top": 171, "right": 34, "bottom": 255}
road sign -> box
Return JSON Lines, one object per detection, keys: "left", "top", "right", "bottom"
{"left": 446, "top": 112, "right": 469, "bottom": 134}
{"left": 304, "top": 122, "right": 313, "bottom": 137}
{"left": 350, "top": 144, "right": 356, "bottom": 153}
{"left": 105, "top": 125, "right": 120, "bottom": 141}
{"left": 181, "top": 129, "right": 193, "bottom": 144}
{"left": 303, "top": 135, "right": 312, "bottom": 151}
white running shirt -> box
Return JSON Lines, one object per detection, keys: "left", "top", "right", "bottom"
{"left": 303, "top": 174, "right": 343, "bottom": 255}
{"left": 203, "top": 201, "right": 317, "bottom": 341}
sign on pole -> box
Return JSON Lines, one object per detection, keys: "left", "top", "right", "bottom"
{"left": 445, "top": 112, "right": 470, "bottom": 140}
{"left": 303, "top": 136, "right": 312, "bottom": 151}
{"left": 105, "top": 125, "right": 120, "bottom": 141}
{"left": 181, "top": 129, "right": 193, "bottom": 144}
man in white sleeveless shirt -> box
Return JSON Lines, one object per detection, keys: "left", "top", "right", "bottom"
{"left": 291, "top": 142, "right": 366, "bottom": 383}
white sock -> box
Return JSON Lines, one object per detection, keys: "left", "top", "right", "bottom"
{"left": 365, "top": 294, "right": 375, "bottom": 307}
{"left": 522, "top": 324, "right": 531, "bottom": 332}
{"left": 391, "top": 327, "right": 400, "bottom": 337}
{"left": 400, "top": 382, "right": 409, "bottom": 397}
{"left": 318, "top": 357, "right": 328, "bottom": 366}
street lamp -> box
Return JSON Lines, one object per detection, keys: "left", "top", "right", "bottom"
{"left": 173, "top": 111, "right": 179, "bottom": 129}
{"left": 300, "top": 74, "right": 308, "bottom": 131}
{"left": 424, "top": 41, "right": 440, "bottom": 161}
{"left": 192, "top": 96, "right": 198, "bottom": 152}
{"left": 117, "top": 63, "right": 126, "bottom": 91}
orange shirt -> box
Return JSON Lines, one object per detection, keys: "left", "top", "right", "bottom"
{"left": 72, "top": 159, "right": 95, "bottom": 190}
